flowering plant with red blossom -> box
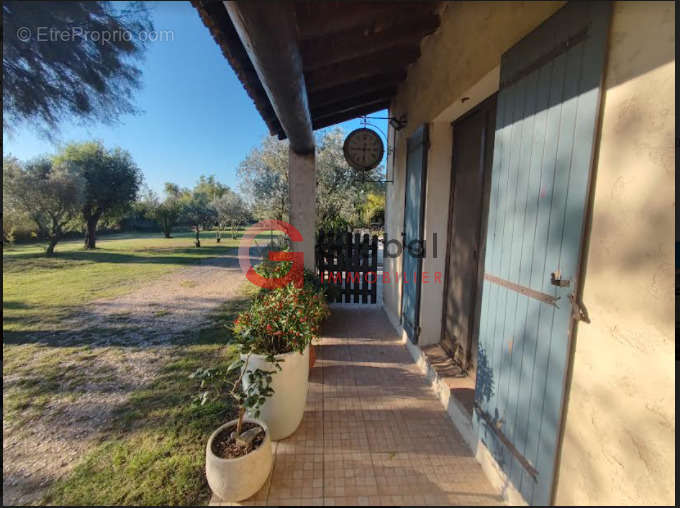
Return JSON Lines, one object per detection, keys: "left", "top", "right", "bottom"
{"left": 233, "top": 281, "right": 330, "bottom": 360}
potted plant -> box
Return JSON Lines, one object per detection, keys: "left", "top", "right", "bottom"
{"left": 301, "top": 269, "right": 339, "bottom": 369}
{"left": 191, "top": 354, "right": 275, "bottom": 502}
{"left": 233, "top": 283, "right": 329, "bottom": 440}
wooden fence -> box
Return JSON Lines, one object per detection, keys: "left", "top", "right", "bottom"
{"left": 316, "top": 231, "right": 379, "bottom": 304}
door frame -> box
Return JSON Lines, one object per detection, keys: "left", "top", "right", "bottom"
{"left": 440, "top": 93, "right": 497, "bottom": 368}
{"left": 400, "top": 124, "right": 429, "bottom": 343}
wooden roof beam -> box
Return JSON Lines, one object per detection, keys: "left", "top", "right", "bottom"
{"left": 310, "top": 88, "right": 397, "bottom": 119}
{"left": 295, "top": 1, "right": 435, "bottom": 40}
{"left": 225, "top": 1, "right": 314, "bottom": 153}
{"left": 307, "top": 70, "right": 406, "bottom": 108}
{"left": 305, "top": 45, "right": 420, "bottom": 92}
{"left": 301, "top": 13, "right": 440, "bottom": 71}
{"left": 312, "top": 100, "right": 391, "bottom": 130}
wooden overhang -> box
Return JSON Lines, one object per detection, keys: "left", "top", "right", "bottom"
{"left": 192, "top": 1, "right": 441, "bottom": 145}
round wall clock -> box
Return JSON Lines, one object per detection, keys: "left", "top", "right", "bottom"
{"left": 343, "top": 128, "right": 384, "bottom": 171}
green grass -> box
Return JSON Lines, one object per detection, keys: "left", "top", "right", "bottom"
{"left": 3, "top": 343, "right": 96, "bottom": 423}
{"left": 2, "top": 230, "right": 259, "bottom": 338}
{"left": 2, "top": 230, "right": 274, "bottom": 504}
{"left": 42, "top": 290, "right": 253, "bottom": 505}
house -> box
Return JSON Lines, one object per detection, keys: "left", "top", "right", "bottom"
{"left": 194, "top": 1, "right": 675, "bottom": 505}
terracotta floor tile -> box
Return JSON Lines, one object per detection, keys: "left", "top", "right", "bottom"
{"left": 210, "top": 308, "right": 502, "bottom": 506}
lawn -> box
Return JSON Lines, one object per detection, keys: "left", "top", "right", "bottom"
{"left": 42, "top": 295, "right": 255, "bottom": 505}
{"left": 2, "top": 230, "right": 269, "bottom": 505}
{"left": 3, "top": 230, "right": 246, "bottom": 338}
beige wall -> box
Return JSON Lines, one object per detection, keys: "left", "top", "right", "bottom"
{"left": 555, "top": 2, "right": 675, "bottom": 505}
{"left": 384, "top": 1, "right": 675, "bottom": 505}
{"left": 384, "top": 1, "right": 564, "bottom": 332}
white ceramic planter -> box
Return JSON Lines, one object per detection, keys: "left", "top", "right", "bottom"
{"left": 205, "top": 417, "right": 273, "bottom": 502}
{"left": 242, "top": 345, "right": 309, "bottom": 440}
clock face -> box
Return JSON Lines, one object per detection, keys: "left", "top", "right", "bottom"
{"left": 343, "top": 128, "right": 384, "bottom": 171}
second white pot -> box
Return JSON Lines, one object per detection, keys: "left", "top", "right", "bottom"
{"left": 242, "top": 345, "right": 309, "bottom": 440}
{"left": 206, "top": 417, "right": 273, "bottom": 502}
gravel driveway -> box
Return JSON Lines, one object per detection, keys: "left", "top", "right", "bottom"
{"left": 3, "top": 252, "right": 250, "bottom": 505}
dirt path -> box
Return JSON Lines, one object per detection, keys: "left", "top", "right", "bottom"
{"left": 3, "top": 252, "right": 250, "bottom": 505}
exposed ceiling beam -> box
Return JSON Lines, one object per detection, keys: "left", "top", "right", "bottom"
{"left": 301, "top": 13, "right": 440, "bottom": 71}
{"left": 308, "top": 71, "right": 406, "bottom": 108}
{"left": 310, "top": 88, "right": 397, "bottom": 119}
{"left": 312, "top": 100, "right": 391, "bottom": 130}
{"left": 225, "top": 1, "right": 314, "bottom": 153}
{"left": 305, "top": 45, "right": 420, "bottom": 92}
{"left": 295, "top": 1, "right": 436, "bottom": 40}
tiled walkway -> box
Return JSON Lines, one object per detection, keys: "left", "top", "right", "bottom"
{"left": 212, "top": 307, "right": 503, "bottom": 506}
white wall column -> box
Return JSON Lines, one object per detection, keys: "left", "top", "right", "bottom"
{"left": 288, "top": 147, "right": 316, "bottom": 271}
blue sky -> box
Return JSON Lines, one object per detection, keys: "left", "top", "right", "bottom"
{"left": 2, "top": 1, "right": 387, "bottom": 196}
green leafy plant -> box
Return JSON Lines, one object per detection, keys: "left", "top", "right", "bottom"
{"left": 233, "top": 283, "right": 329, "bottom": 360}
{"left": 255, "top": 259, "right": 340, "bottom": 302}
{"left": 190, "top": 353, "right": 274, "bottom": 448}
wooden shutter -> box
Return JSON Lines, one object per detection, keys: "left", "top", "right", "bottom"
{"left": 401, "top": 124, "right": 428, "bottom": 343}
{"left": 474, "top": 3, "right": 612, "bottom": 504}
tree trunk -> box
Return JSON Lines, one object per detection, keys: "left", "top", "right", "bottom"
{"left": 195, "top": 227, "right": 200, "bottom": 247}
{"left": 84, "top": 214, "right": 100, "bottom": 249}
{"left": 45, "top": 237, "right": 58, "bottom": 256}
{"left": 164, "top": 231, "right": 172, "bottom": 239}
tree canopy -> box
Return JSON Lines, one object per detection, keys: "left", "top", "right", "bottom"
{"left": 54, "top": 141, "right": 142, "bottom": 248}
{"left": 212, "top": 190, "right": 251, "bottom": 239}
{"left": 3, "top": 1, "right": 152, "bottom": 136}
{"left": 3, "top": 155, "right": 85, "bottom": 255}
{"left": 181, "top": 187, "right": 218, "bottom": 248}
{"left": 237, "top": 128, "right": 385, "bottom": 231}
{"left": 150, "top": 185, "right": 184, "bottom": 239}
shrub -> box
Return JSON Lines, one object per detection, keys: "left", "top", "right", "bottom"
{"left": 255, "top": 258, "right": 340, "bottom": 302}
{"left": 232, "top": 283, "right": 329, "bottom": 360}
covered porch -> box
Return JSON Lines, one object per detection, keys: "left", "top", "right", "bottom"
{"left": 195, "top": 1, "right": 505, "bottom": 505}
{"left": 212, "top": 307, "right": 502, "bottom": 506}
{"left": 193, "top": 0, "right": 441, "bottom": 269}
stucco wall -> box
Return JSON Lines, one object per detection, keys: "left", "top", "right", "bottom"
{"left": 384, "top": 1, "right": 675, "bottom": 505}
{"left": 554, "top": 2, "right": 675, "bottom": 505}
{"left": 384, "top": 1, "right": 564, "bottom": 334}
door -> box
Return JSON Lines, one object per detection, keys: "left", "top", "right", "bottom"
{"left": 442, "top": 95, "right": 497, "bottom": 371}
{"left": 401, "top": 125, "right": 428, "bottom": 343}
{"left": 473, "top": 2, "right": 612, "bottom": 505}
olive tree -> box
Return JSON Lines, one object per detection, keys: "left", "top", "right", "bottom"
{"left": 55, "top": 141, "right": 141, "bottom": 249}
{"left": 2, "top": 155, "right": 30, "bottom": 244}
{"left": 237, "top": 136, "right": 289, "bottom": 221}
{"left": 182, "top": 192, "right": 217, "bottom": 247}
{"left": 3, "top": 157, "right": 85, "bottom": 255}
{"left": 212, "top": 190, "right": 250, "bottom": 241}
{"left": 237, "top": 128, "right": 384, "bottom": 230}
{"left": 153, "top": 197, "right": 184, "bottom": 238}
{"left": 151, "top": 182, "right": 187, "bottom": 238}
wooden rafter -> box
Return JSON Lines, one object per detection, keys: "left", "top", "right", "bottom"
{"left": 311, "top": 88, "right": 397, "bottom": 119}
{"left": 307, "top": 70, "right": 406, "bottom": 108}
{"left": 311, "top": 100, "right": 391, "bottom": 131}
{"left": 301, "top": 13, "right": 440, "bottom": 71}
{"left": 305, "top": 45, "right": 421, "bottom": 92}
{"left": 194, "top": 1, "right": 442, "bottom": 137}
{"left": 295, "top": 1, "right": 436, "bottom": 40}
